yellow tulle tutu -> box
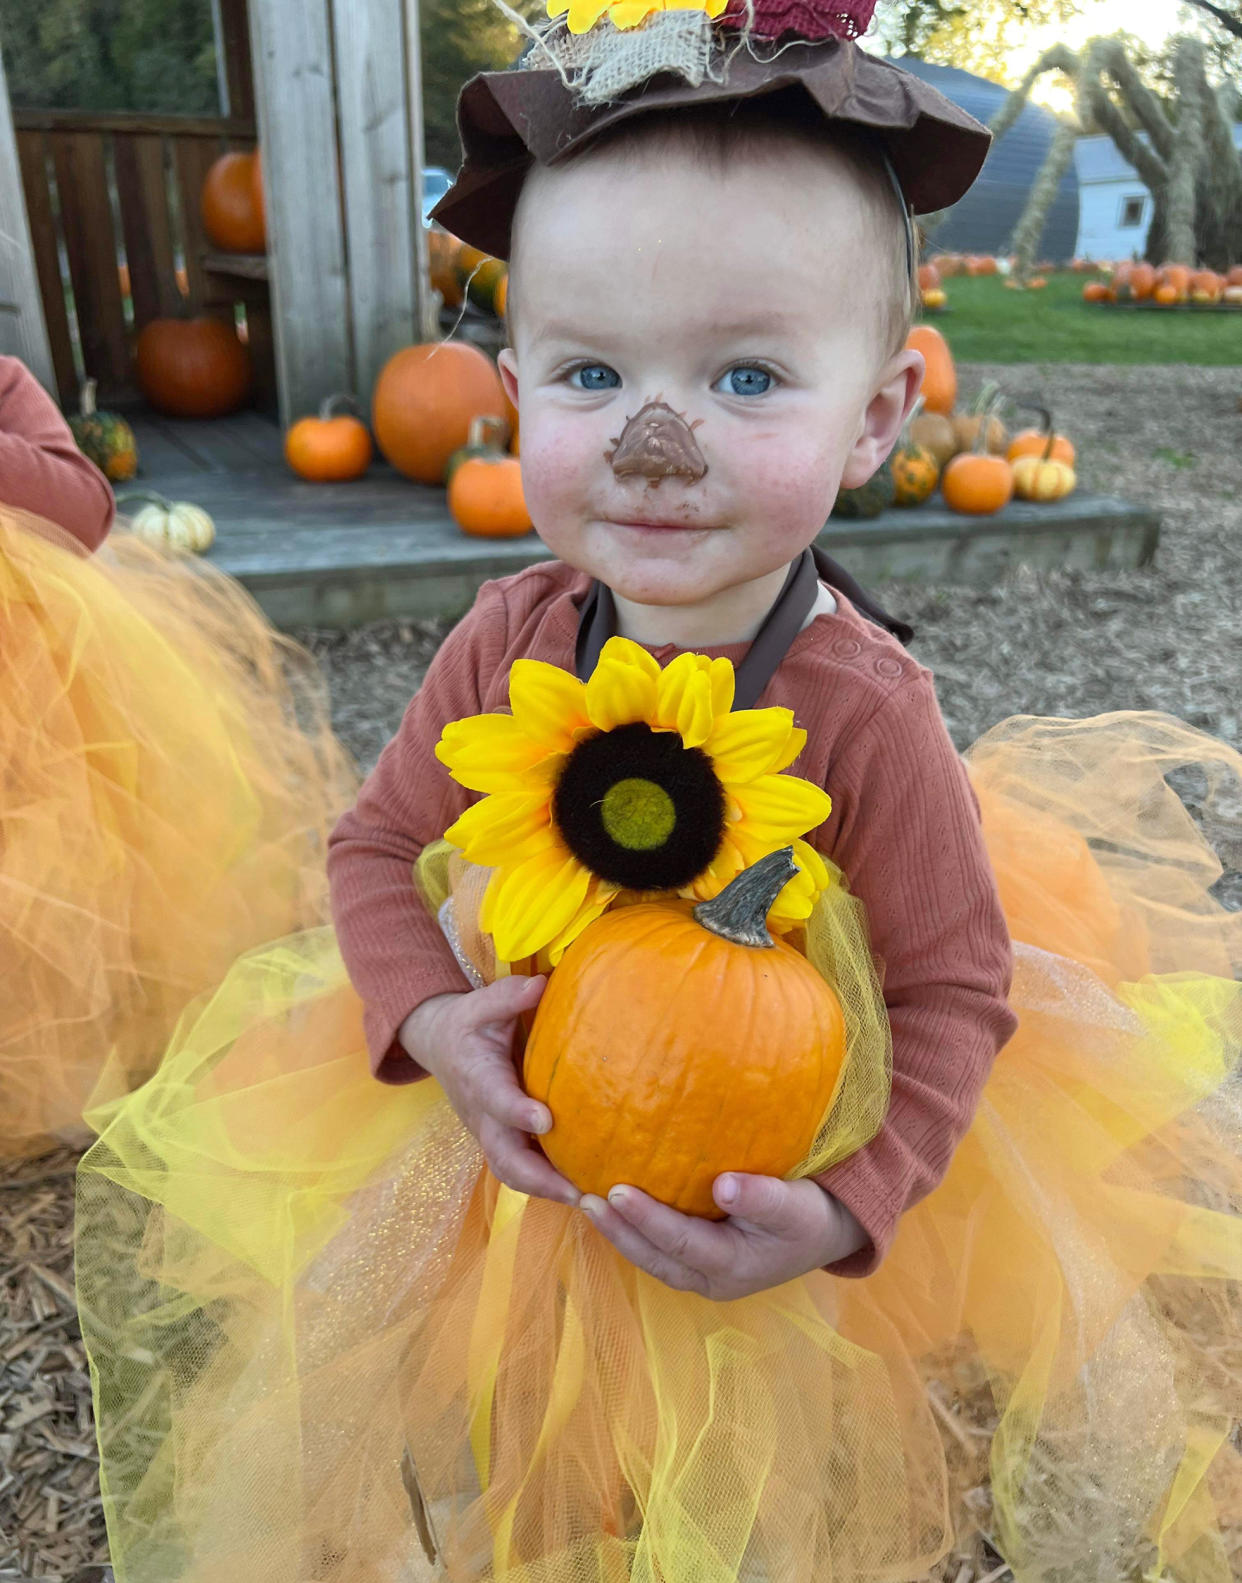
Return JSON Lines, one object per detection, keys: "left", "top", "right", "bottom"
{"left": 76, "top": 713, "right": 1242, "bottom": 1583}
{"left": 0, "top": 507, "right": 356, "bottom": 1157}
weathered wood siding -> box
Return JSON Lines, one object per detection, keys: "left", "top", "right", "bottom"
{"left": 249, "top": 0, "right": 431, "bottom": 423}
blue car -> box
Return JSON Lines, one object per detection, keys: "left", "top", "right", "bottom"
{"left": 421, "top": 166, "right": 453, "bottom": 228}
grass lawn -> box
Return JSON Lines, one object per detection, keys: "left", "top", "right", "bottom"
{"left": 929, "top": 273, "right": 1242, "bottom": 364}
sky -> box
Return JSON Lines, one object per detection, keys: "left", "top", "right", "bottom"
{"left": 1011, "top": 0, "right": 1196, "bottom": 77}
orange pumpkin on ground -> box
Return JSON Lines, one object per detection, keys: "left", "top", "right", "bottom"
{"left": 285, "top": 395, "right": 373, "bottom": 481}
{"left": 1126, "top": 262, "right": 1156, "bottom": 300}
{"left": 372, "top": 342, "right": 505, "bottom": 485}
{"left": 905, "top": 324, "right": 956, "bottom": 416}
{"left": 917, "top": 262, "right": 941, "bottom": 291}
{"left": 523, "top": 850, "right": 847, "bottom": 1219}
{"left": 1228, "top": 265, "right": 1242, "bottom": 288}
{"left": 201, "top": 151, "right": 266, "bottom": 253}
{"left": 1083, "top": 281, "right": 1112, "bottom": 303}
{"left": 1154, "top": 283, "right": 1181, "bottom": 307}
{"left": 447, "top": 416, "right": 532, "bottom": 538}
{"left": 429, "top": 230, "right": 464, "bottom": 309}
{"left": 135, "top": 316, "right": 252, "bottom": 418}
{"left": 1190, "top": 270, "right": 1222, "bottom": 303}
{"left": 1158, "top": 264, "right": 1190, "bottom": 300}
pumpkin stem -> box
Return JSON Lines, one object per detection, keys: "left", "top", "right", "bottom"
{"left": 692, "top": 848, "right": 798, "bottom": 950}
{"left": 318, "top": 392, "right": 362, "bottom": 422}
{"left": 80, "top": 379, "right": 97, "bottom": 418}
{"left": 969, "top": 382, "right": 1005, "bottom": 455}
{"left": 468, "top": 413, "right": 508, "bottom": 452}
{"left": 1017, "top": 401, "right": 1056, "bottom": 462}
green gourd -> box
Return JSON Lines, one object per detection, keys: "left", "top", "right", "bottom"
{"left": 830, "top": 459, "right": 895, "bottom": 520}
{"left": 68, "top": 380, "right": 139, "bottom": 482}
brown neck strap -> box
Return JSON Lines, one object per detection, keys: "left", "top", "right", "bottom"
{"left": 575, "top": 548, "right": 913, "bottom": 710}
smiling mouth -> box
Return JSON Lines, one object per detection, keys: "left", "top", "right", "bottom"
{"left": 605, "top": 518, "right": 718, "bottom": 532}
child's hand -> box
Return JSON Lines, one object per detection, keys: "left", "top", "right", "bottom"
{"left": 580, "top": 1175, "right": 869, "bottom": 1299}
{"left": 399, "top": 978, "right": 580, "bottom": 1207}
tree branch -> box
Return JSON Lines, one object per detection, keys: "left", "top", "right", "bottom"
{"left": 1182, "top": 0, "right": 1242, "bottom": 42}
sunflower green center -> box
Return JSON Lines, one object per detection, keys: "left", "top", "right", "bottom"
{"left": 600, "top": 778, "right": 677, "bottom": 850}
{"left": 552, "top": 721, "right": 727, "bottom": 891}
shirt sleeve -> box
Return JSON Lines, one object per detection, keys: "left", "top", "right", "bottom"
{"left": 0, "top": 357, "right": 115, "bottom": 551}
{"left": 327, "top": 583, "right": 511, "bottom": 1082}
{"left": 812, "top": 671, "right": 1017, "bottom": 1276}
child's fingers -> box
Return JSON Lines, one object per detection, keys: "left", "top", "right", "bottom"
{"left": 479, "top": 1114, "right": 580, "bottom": 1206}
{"left": 465, "top": 973, "right": 546, "bottom": 1033}
{"left": 712, "top": 1172, "right": 805, "bottom": 1231}
{"left": 580, "top": 1193, "right": 711, "bottom": 1295}
{"left": 603, "top": 1185, "right": 734, "bottom": 1277}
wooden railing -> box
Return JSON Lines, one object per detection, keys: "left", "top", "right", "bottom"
{"left": 14, "top": 108, "right": 262, "bottom": 408}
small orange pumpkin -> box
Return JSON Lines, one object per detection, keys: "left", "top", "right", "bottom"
{"left": 942, "top": 389, "right": 1013, "bottom": 516}
{"left": 523, "top": 849, "right": 847, "bottom": 1218}
{"left": 917, "top": 262, "right": 941, "bottom": 291}
{"left": 1008, "top": 405, "right": 1075, "bottom": 468}
{"left": 201, "top": 151, "right": 266, "bottom": 253}
{"left": 285, "top": 395, "right": 373, "bottom": 481}
{"left": 1158, "top": 264, "right": 1190, "bottom": 300}
{"left": 372, "top": 341, "right": 506, "bottom": 485}
{"left": 448, "top": 416, "right": 532, "bottom": 538}
{"left": 905, "top": 324, "right": 956, "bottom": 417}
{"left": 1082, "top": 280, "right": 1111, "bottom": 303}
{"left": 891, "top": 443, "right": 939, "bottom": 507}
{"left": 1153, "top": 283, "right": 1180, "bottom": 307}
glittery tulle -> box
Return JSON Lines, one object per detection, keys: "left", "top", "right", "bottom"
{"left": 76, "top": 713, "right": 1242, "bottom": 1582}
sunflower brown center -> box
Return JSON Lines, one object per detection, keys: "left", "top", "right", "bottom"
{"left": 552, "top": 721, "right": 726, "bottom": 891}
{"left": 600, "top": 778, "right": 676, "bottom": 851}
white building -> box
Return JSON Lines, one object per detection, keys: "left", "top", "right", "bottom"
{"left": 1074, "top": 125, "right": 1242, "bottom": 261}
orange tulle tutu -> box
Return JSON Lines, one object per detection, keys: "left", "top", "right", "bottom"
{"left": 0, "top": 507, "right": 355, "bottom": 1157}
{"left": 76, "top": 713, "right": 1242, "bottom": 1583}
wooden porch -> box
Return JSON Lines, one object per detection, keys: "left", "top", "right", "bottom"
{"left": 127, "top": 412, "right": 1161, "bottom": 630}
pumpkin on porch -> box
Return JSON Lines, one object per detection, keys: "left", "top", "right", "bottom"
{"left": 201, "top": 151, "right": 266, "bottom": 254}
{"left": 285, "top": 396, "right": 373, "bottom": 481}
{"left": 447, "top": 417, "right": 532, "bottom": 538}
{"left": 118, "top": 492, "right": 216, "bottom": 554}
{"left": 135, "top": 317, "right": 252, "bottom": 419}
{"left": 372, "top": 342, "right": 506, "bottom": 485}
{"left": 68, "top": 380, "right": 138, "bottom": 482}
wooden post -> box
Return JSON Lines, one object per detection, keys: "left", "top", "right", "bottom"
{"left": 0, "top": 45, "right": 55, "bottom": 389}
{"left": 248, "top": 0, "right": 352, "bottom": 425}
{"left": 249, "top": 0, "right": 432, "bottom": 425}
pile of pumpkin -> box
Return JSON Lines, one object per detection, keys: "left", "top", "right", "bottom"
{"left": 429, "top": 230, "right": 509, "bottom": 319}
{"left": 832, "top": 325, "right": 1077, "bottom": 520}
{"left": 932, "top": 253, "right": 1004, "bottom": 278}
{"left": 284, "top": 340, "right": 530, "bottom": 538}
{"left": 1083, "top": 261, "right": 1242, "bottom": 307}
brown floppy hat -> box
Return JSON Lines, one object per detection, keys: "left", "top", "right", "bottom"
{"left": 431, "top": 37, "right": 990, "bottom": 261}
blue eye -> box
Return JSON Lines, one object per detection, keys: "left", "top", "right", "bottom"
{"left": 569, "top": 364, "right": 621, "bottom": 391}
{"left": 719, "top": 366, "right": 773, "bottom": 397}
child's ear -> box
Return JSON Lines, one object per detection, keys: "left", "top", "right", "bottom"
{"left": 497, "top": 347, "right": 520, "bottom": 412}
{"left": 838, "top": 349, "right": 924, "bottom": 491}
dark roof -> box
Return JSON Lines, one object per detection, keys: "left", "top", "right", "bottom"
{"left": 887, "top": 56, "right": 1079, "bottom": 260}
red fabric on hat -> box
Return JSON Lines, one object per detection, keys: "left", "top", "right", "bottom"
{"left": 720, "top": 0, "right": 875, "bottom": 41}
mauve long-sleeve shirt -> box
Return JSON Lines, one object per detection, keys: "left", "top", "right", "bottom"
{"left": 328, "top": 560, "right": 1017, "bottom": 1276}
{"left": 0, "top": 356, "right": 114, "bottom": 550}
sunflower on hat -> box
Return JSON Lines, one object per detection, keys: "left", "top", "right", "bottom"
{"left": 436, "top": 636, "right": 832, "bottom": 964}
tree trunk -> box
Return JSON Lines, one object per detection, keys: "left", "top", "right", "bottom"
{"left": 1010, "top": 119, "right": 1079, "bottom": 279}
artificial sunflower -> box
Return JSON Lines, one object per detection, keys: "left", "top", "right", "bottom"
{"left": 547, "top": 0, "right": 728, "bottom": 37}
{"left": 436, "top": 636, "right": 832, "bottom": 964}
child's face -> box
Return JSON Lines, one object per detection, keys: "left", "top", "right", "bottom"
{"left": 497, "top": 140, "right": 920, "bottom": 616}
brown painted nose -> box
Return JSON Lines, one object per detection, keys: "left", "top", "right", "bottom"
{"left": 605, "top": 400, "right": 707, "bottom": 486}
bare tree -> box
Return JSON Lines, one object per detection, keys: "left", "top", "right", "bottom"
{"left": 986, "top": 32, "right": 1242, "bottom": 276}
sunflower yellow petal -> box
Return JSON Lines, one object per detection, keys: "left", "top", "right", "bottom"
{"left": 508, "top": 660, "right": 589, "bottom": 752}
{"left": 790, "top": 836, "right": 831, "bottom": 894}
{"left": 732, "top": 773, "right": 832, "bottom": 838}
{"left": 585, "top": 653, "right": 659, "bottom": 731}
{"left": 487, "top": 845, "right": 595, "bottom": 962}
{"left": 708, "top": 656, "right": 735, "bottom": 716}
{"left": 598, "top": 636, "right": 662, "bottom": 677}
{"left": 443, "top": 794, "right": 552, "bottom": 868}
{"left": 603, "top": 0, "right": 655, "bottom": 26}
{"left": 705, "top": 709, "right": 805, "bottom": 783}
{"left": 545, "top": 879, "right": 620, "bottom": 964}
{"left": 655, "top": 654, "right": 719, "bottom": 747}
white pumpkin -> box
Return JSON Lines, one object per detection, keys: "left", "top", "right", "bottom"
{"left": 122, "top": 493, "right": 216, "bottom": 555}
